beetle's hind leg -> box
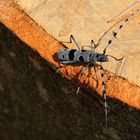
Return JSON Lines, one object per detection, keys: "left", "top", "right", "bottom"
{"left": 92, "top": 64, "right": 99, "bottom": 88}
{"left": 76, "top": 63, "right": 90, "bottom": 94}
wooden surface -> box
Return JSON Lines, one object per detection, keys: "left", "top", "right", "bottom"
{"left": 0, "top": 1, "right": 140, "bottom": 139}
{"left": 14, "top": 0, "right": 140, "bottom": 87}
{"left": 0, "top": 19, "right": 140, "bottom": 140}
{"left": 0, "top": 0, "right": 140, "bottom": 109}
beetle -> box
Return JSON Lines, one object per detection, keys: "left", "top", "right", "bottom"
{"left": 56, "top": 7, "right": 139, "bottom": 126}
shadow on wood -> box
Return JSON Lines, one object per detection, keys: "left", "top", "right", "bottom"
{"left": 0, "top": 22, "right": 140, "bottom": 139}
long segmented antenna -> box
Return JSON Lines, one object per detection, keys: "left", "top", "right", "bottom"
{"left": 95, "top": 18, "right": 127, "bottom": 48}
{"left": 67, "top": 7, "right": 140, "bottom": 125}
{"left": 108, "top": 0, "right": 140, "bottom": 23}
{"left": 103, "top": 8, "right": 140, "bottom": 54}
{"left": 99, "top": 57, "right": 123, "bottom": 125}
{"left": 101, "top": 6, "right": 140, "bottom": 125}
{"left": 70, "top": 18, "right": 130, "bottom": 52}
{"left": 100, "top": 63, "right": 108, "bottom": 126}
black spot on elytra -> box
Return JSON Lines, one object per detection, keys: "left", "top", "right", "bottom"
{"left": 69, "top": 49, "right": 76, "bottom": 60}
{"left": 79, "top": 56, "right": 84, "bottom": 62}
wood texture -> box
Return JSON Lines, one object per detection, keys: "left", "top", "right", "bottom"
{"left": 15, "top": 0, "right": 140, "bottom": 86}
{"left": 0, "top": 0, "right": 140, "bottom": 109}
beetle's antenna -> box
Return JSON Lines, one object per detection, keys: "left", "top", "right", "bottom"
{"left": 108, "top": 0, "right": 140, "bottom": 23}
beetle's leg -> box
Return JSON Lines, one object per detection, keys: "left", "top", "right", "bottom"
{"left": 76, "top": 63, "right": 90, "bottom": 94}
{"left": 70, "top": 35, "right": 81, "bottom": 50}
{"left": 92, "top": 64, "right": 99, "bottom": 88}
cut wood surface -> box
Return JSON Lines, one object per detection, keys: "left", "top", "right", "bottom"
{"left": 1, "top": 18, "right": 140, "bottom": 140}
{"left": 0, "top": 0, "right": 140, "bottom": 109}
{"left": 15, "top": 0, "right": 140, "bottom": 87}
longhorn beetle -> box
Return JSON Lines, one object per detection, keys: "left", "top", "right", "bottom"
{"left": 56, "top": 8, "right": 140, "bottom": 126}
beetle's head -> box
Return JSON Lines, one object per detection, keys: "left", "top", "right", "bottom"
{"left": 96, "top": 54, "right": 109, "bottom": 62}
